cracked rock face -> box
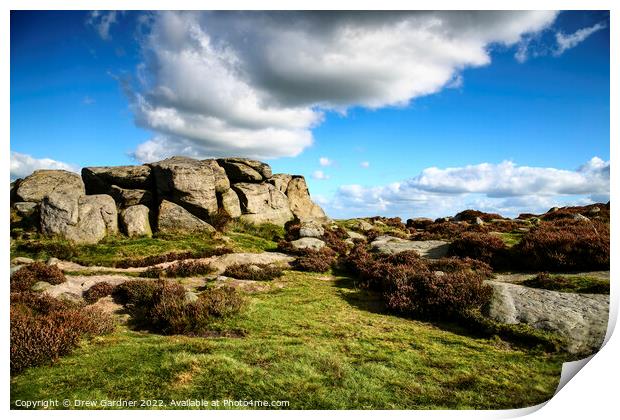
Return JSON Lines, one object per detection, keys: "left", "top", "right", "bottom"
{"left": 232, "top": 182, "right": 294, "bottom": 225}
{"left": 41, "top": 193, "right": 118, "bottom": 244}
{"left": 217, "top": 157, "right": 273, "bottom": 182}
{"left": 485, "top": 281, "right": 609, "bottom": 355}
{"left": 286, "top": 177, "right": 329, "bottom": 223}
{"left": 150, "top": 156, "right": 219, "bottom": 220}
{"left": 157, "top": 200, "right": 215, "bottom": 234}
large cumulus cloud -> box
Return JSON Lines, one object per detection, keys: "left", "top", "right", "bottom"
{"left": 127, "top": 11, "right": 558, "bottom": 161}
{"left": 327, "top": 157, "right": 610, "bottom": 219}
{"left": 10, "top": 151, "right": 77, "bottom": 180}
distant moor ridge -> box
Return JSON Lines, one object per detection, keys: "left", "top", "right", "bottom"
{"left": 10, "top": 156, "right": 329, "bottom": 244}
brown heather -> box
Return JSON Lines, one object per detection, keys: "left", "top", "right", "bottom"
{"left": 11, "top": 262, "right": 66, "bottom": 292}
{"left": 223, "top": 263, "right": 284, "bottom": 281}
{"left": 10, "top": 292, "right": 114, "bottom": 374}
{"left": 514, "top": 219, "right": 609, "bottom": 271}
{"left": 83, "top": 282, "right": 116, "bottom": 304}
{"left": 115, "top": 248, "right": 232, "bottom": 268}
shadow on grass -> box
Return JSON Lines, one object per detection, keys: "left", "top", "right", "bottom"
{"left": 331, "top": 272, "right": 566, "bottom": 355}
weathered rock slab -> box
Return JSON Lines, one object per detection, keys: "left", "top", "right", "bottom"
{"left": 218, "top": 158, "right": 272, "bottom": 182}
{"left": 286, "top": 176, "right": 329, "bottom": 222}
{"left": 82, "top": 165, "right": 152, "bottom": 194}
{"left": 109, "top": 185, "right": 153, "bottom": 208}
{"left": 120, "top": 205, "right": 152, "bottom": 237}
{"left": 208, "top": 252, "right": 294, "bottom": 274}
{"left": 291, "top": 237, "right": 326, "bottom": 250}
{"left": 12, "top": 202, "right": 38, "bottom": 217}
{"left": 150, "top": 156, "right": 218, "bottom": 219}
{"left": 219, "top": 188, "right": 242, "bottom": 218}
{"left": 16, "top": 170, "right": 84, "bottom": 203}
{"left": 268, "top": 174, "right": 293, "bottom": 193}
{"left": 203, "top": 159, "right": 230, "bottom": 193}
{"left": 346, "top": 230, "right": 367, "bottom": 241}
{"left": 157, "top": 200, "right": 215, "bottom": 234}
{"left": 299, "top": 221, "right": 325, "bottom": 239}
{"left": 485, "top": 281, "right": 609, "bottom": 355}
{"left": 44, "top": 274, "right": 136, "bottom": 301}
{"left": 371, "top": 236, "right": 449, "bottom": 259}
{"left": 233, "top": 182, "right": 293, "bottom": 225}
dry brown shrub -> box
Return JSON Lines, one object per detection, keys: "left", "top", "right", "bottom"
{"left": 11, "top": 262, "right": 66, "bottom": 292}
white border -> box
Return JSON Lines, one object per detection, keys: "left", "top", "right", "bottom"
{"left": 2, "top": 1, "right": 616, "bottom": 419}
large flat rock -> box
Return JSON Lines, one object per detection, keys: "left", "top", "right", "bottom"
{"left": 485, "top": 281, "right": 609, "bottom": 355}
{"left": 208, "top": 252, "right": 294, "bottom": 274}
{"left": 16, "top": 170, "right": 84, "bottom": 203}
{"left": 371, "top": 236, "right": 449, "bottom": 259}
{"left": 82, "top": 165, "right": 152, "bottom": 193}
{"left": 217, "top": 158, "right": 272, "bottom": 182}
{"left": 44, "top": 274, "right": 136, "bottom": 302}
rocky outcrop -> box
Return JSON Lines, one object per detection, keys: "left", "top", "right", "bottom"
{"left": 120, "top": 205, "right": 152, "bottom": 237}
{"left": 157, "top": 200, "right": 215, "bottom": 234}
{"left": 233, "top": 182, "right": 294, "bottom": 225}
{"left": 371, "top": 236, "right": 449, "bottom": 259}
{"left": 16, "top": 170, "right": 84, "bottom": 203}
{"left": 286, "top": 177, "right": 329, "bottom": 222}
{"left": 485, "top": 281, "right": 609, "bottom": 355}
{"left": 150, "top": 156, "right": 219, "bottom": 220}
{"left": 12, "top": 156, "right": 328, "bottom": 243}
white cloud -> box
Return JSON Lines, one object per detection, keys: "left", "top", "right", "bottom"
{"left": 319, "top": 157, "right": 333, "bottom": 167}
{"left": 360, "top": 161, "right": 370, "bottom": 168}
{"left": 10, "top": 151, "right": 78, "bottom": 180}
{"left": 312, "top": 170, "right": 330, "bottom": 180}
{"left": 126, "top": 11, "right": 557, "bottom": 161}
{"left": 83, "top": 96, "right": 96, "bottom": 105}
{"left": 555, "top": 22, "right": 606, "bottom": 56}
{"left": 514, "top": 41, "right": 530, "bottom": 63}
{"left": 325, "top": 157, "right": 609, "bottom": 219}
{"left": 86, "top": 11, "right": 118, "bottom": 40}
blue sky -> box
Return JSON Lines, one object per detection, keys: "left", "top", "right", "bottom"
{"left": 10, "top": 11, "right": 610, "bottom": 219}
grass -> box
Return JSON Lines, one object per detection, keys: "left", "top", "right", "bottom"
{"left": 228, "top": 232, "right": 278, "bottom": 253}
{"left": 227, "top": 220, "right": 285, "bottom": 242}
{"left": 496, "top": 232, "right": 523, "bottom": 248}
{"left": 522, "top": 273, "right": 610, "bottom": 294}
{"left": 10, "top": 229, "right": 281, "bottom": 267}
{"left": 11, "top": 271, "right": 564, "bottom": 409}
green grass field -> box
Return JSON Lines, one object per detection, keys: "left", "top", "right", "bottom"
{"left": 11, "top": 270, "right": 563, "bottom": 410}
